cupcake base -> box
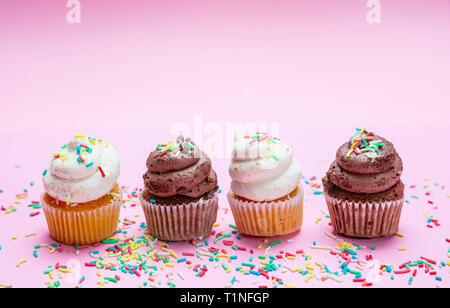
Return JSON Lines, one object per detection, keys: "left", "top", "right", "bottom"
{"left": 227, "top": 186, "right": 304, "bottom": 237}
{"left": 139, "top": 192, "right": 219, "bottom": 241}
{"left": 325, "top": 194, "right": 403, "bottom": 238}
{"left": 323, "top": 177, "right": 404, "bottom": 238}
{"left": 41, "top": 184, "right": 122, "bottom": 245}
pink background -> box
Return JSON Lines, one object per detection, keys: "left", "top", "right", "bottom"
{"left": 0, "top": 0, "right": 449, "bottom": 288}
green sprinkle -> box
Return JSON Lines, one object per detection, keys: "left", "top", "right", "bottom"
{"left": 272, "top": 155, "right": 280, "bottom": 161}
{"left": 42, "top": 169, "right": 48, "bottom": 176}
{"left": 33, "top": 250, "right": 38, "bottom": 258}
{"left": 269, "top": 240, "right": 281, "bottom": 248}
{"left": 102, "top": 239, "right": 119, "bottom": 244}
{"left": 104, "top": 277, "right": 118, "bottom": 283}
{"left": 241, "top": 262, "right": 255, "bottom": 267}
{"left": 228, "top": 224, "right": 237, "bottom": 229}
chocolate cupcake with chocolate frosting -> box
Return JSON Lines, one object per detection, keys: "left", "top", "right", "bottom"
{"left": 322, "top": 129, "right": 404, "bottom": 238}
{"left": 140, "top": 136, "right": 219, "bottom": 241}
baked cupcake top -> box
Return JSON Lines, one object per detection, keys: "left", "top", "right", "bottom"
{"left": 42, "top": 135, "right": 120, "bottom": 204}
{"left": 143, "top": 136, "right": 218, "bottom": 199}
{"left": 326, "top": 128, "right": 403, "bottom": 194}
{"left": 229, "top": 132, "right": 302, "bottom": 202}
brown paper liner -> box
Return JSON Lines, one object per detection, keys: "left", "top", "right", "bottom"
{"left": 227, "top": 186, "right": 304, "bottom": 236}
{"left": 139, "top": 193, "right": 219, "bottom": 241}
{"left": 324, "top": 193, "right": 404, "bottom": 238}
{"left": 41, "top": 186, "right": 122, "bottom": 245}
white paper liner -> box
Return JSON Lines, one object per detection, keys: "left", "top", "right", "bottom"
{"left": 41, "top": 190, "right": 122, "bottom": 245}
{"left": 324, "top": 193, "right": 404, "bottom": 238}
{"left": 139, "top": 192, "right": 219, "bottom": 241}
{"left": 227, "top": 185, "right": 304, "bottom": 236}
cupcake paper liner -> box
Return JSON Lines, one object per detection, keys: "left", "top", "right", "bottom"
{"left": 227, "top": 186, "right": 304, "bottom": 237}
{"left": 324, "top": 193, "right": 404, "bottom": 238}
{"left": 139, "top": 193, "right": 219, "bottom": 241}
{"left": 41, "top": 192, "right": 122, "bottom": 246}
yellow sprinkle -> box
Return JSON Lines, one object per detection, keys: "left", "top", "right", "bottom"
{"left": 169, "top": 249, "right": 178, "bottom": 259}
{"left": 324, "top": 231, "right": 337, "bottom": 240}
{"left": 257, "top": 244, "right": 263, "bottom": 249}
{"left": 346, "top": 149, "right": 354, "bottom": 157}
{"left": 25, "top": 232, "right": 36, "bottom": 237}
{"left": 285, "top": 283, "right": 297, "bottom": 288}
{"left": 11, "top": 236, "right": 18, "bottom": 240}
{"left": 310, "top": 245, "right": 333, "bottom": 250}
{"left": 213, "top": 222, "right": 220, "bottom": 227}
{"left": 59, "top": 268, "right": 72, "bottom": 273}
{"left": 65, "top": 198, "right": 70, "bottom": 206}
{"left": 395, "top": 232, "right": 404, "bottom": 238}
{"left": 287, "top": 256, "right": 295, "bottom": 260}
{"left": 305, "top": 273, "right": 314, "bottom": 282}
{"left": 398, "top": 247, "right": 407, "bottom": 251}
{"left": 165, "top": 263, "right": 175, "bottom": 267}
{"left": 16, "top": 259, "right": 27, "bottom": 267}
{"left": 96, "top": 271, "right": 102, "bottom": 277}
{"left": 315, "top": 217, "right": 322, "bottom": 224}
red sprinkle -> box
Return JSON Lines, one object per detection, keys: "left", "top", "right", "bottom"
{"left": 420, "top": 257, "right": 437, "bottom": 265}
{"left": 394, "top": 269, "right": 410, "bottom": 274}
{"left": 98, "top": 166, "right": 105, "bottom": 177}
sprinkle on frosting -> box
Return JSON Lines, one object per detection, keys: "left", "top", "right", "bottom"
{"left": 347, "top": 128, "right": 385, "bottom": 160}
{"left": 156, "top": 136, "right": 194, "bottom": 157}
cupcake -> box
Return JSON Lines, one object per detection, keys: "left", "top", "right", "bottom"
{"left": 323, "top": 128, "right": 404, "bottom": 238}
{"left": 227, "top": 132, "right": 303, "bottom": 236}
{"left": 140, "top": 136, "right": 219, "bottom": 241}
{"left": 41, "top": 135, "right": 121, "bottom": 245}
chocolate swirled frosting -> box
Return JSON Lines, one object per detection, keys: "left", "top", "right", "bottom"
{"left": 142, "top": 136, "right": 218, "bottom": 205}
{"left": 323, "top": 128, "right": 404, "bottom": 202}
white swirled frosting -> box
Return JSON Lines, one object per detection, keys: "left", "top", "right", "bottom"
{"left": 229, "top": 133, "right": 302, "bottom": 201}
{"left": 43, "top": 135, "right": 120, "bottom": 204}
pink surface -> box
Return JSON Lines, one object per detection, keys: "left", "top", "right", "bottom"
{"left": 0, "top": 0, "right": 449, "bottom": 288}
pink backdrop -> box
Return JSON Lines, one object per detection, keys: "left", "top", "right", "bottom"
{"left": 0, "top": 0, "right": 449, "bottom": 288}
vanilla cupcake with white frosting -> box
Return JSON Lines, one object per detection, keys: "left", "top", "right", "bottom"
{"left": 41, "top": 135, "right": 121, "bottom": 245}
{"left": 227, "top": 132, "right": 303, "bottom": 236}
